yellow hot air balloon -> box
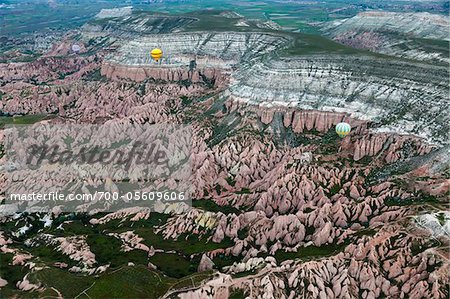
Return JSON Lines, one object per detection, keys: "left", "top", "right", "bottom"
{"left": 151, "top": 48, "right": 163, "bottom": 62}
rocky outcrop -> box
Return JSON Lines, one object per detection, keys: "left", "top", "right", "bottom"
{"left": 27, "top": 234, "right": 96, "bottom": 268}
{"left": 0, "top": 80, "right": 205, "bottom": 122}
{"left": 101, "top": 62, "right": 229, "bottom": 87}
{"left": 226, "top": 99, "right": 369, "bottom": 134}
{"left": 224, "top": 99, "right": 435, "bottom": 162}
{"left": 322, "top": 11, "right": 450, "bottom": 63}
{"left": 175, "top": 225, "right": 449, "bottom": 299}
{"left": 198, "top": 254, "right": 215, "bottom": 272}
{"left": 95, "top": 6, "right": 133, "bottom": 19}
{"left": 324, "top": 11, "right": 450, "bottom": 41}
{"left": 0, "top": 55, "right": 99, "bottom": 85}
{"left": 100, "top": 32, "right": 289, "bottom": 84}
{"left": 229, "top": 55, "right": 449, "bottom": 144}
{"left": 105, "top": 32, "right": 289, "bottom": 68}
{"left": 82, "top": 13, "right": 197, "bottom": 38}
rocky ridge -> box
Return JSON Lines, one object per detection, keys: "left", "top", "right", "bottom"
{"left": 82, "top": 13, "right": 197, "bottom": 38}
{"left": 101, "top": 32, "right": 289, "bottom": 85}
{"left": 323, "top": 11, "right": 449, "bottom": 41}
{"left": 228, "top": 55, "right": 449, "bottom": 145}
{"left": 322, "top": 11, "right": 450, "bottom": 63}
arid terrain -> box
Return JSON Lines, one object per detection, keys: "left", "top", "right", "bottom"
{"left": 0, "top": 2, "right": 449, "bottom": 299}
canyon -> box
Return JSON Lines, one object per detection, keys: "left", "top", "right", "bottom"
{"left": 0, "top": 7, "right": 448, "bottom": 299}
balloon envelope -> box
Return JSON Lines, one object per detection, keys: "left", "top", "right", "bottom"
{"left": 151, "top": 48, "right": 163, "bottom": 61}
{"left": 72, "top": 44, "right": 81, "bottom": 52}
{"left": 336, "top": 122, "right": 351, "bottom": 138}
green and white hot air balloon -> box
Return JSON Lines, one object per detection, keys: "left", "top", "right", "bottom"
{"left": 335, "top": 122, "right": 351, "bottom": 138}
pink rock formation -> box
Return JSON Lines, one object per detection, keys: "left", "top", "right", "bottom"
{"left": 198, "top": 254, "right": 215, "bottom": 272}
{"left": 101, "top": 62, "right": 229, "bottom": 88}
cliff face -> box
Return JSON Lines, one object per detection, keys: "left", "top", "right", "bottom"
{"left": 321, "top": 12, "right": 450, "bottom": 63}
{"left": 107, "top": 32, "right": 289, "bottom": 66}
{"left": 228, "top": 56, "right": 449, "bottom": 145}
{"left": 324, "top": 12, "right": 449, "bottom": 41}
{"left": 82, "top": 13, "right": 197, "bottom": 38}
{"left": 100, "top": 62, "right": 229, "bottom": 87}
{"left": 224, "top": 100, "right": 434, "bottom": 163}
{"left": 0, "top": 55, "right": 99, "bottom": 84}
{"left": 227, "top": 100, "right": 368, "bottom": 133}
{"left": 0, "top": 80, "right": 206, "bottom": 123}
{"left": 100, "top": 32, "right": 289, "bottom": 84}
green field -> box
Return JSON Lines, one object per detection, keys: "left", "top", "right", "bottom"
{"left": 135, "top": 227, "right": 234, "bottom": 256}
{"left": 0, "top": 114, "right": 55, "bottom": 126}
{"left": 148, "top": 252, "right": 196, "bottom": 278}
{"left": 272, "top": 242, "right": 347, "bottom": 263}
{"left": 1, "top": 261, "right": 216, "bottom": 298}
{"left": 28, "top": 266, "right": 174, "bottom": 299}
{"left": 86, "top": 235, "right": 149, "bottom": 267}
{"left": 193, "top": 198, "right": 241, "bottom": 215}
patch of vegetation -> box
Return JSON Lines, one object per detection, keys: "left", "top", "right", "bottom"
{"left": 282, "top": 32, "right": 365, "bottom": 56}
{"left": 435, "top": 212, "right": 448, "bottom": 226}
{"left": 384, "top": 194, "right": 441, "bottom": 207}
{"left": 328, "top": 184, "right": 341, "bottom": 196}
{"left": 193, "top": 199, "right": 241, "bottom": 215}
{"left": 305, "top": 226, "right": 316, "bottom": 236}
{"left": 356, "top": 155, "right": 373, "bottom": 166}
{"left": 0, "top": 114, "right": 55, "bottom": 127}
{"left": 215, "top": 184, "right": 223, "bottom": 195}
{"left": 320, "top": 128, "right": 341, "bottom": 144}
{"left": 25, "top": 244, "right": 75, "bottom": 267}
{"left": 410, "top": 239, "right": 441, "bottom": 256}
{"left": 11, "top": 55, "right": 40, "bottom": 63}
{"left": 207, "top": 121, "right": 239, "bottom": 147}
{"left": 148, "top": 252, "right": 196, "bottom": 278}
{"left": 400, "top": 37, "right": 449, "bottom": 62}
{"left": 181, "top": 95, "right": 193, "bottom": 106}
{"left": 83, "top": 69, "right": 107, "bottom": 82}
{"left": 212, "top": 254, "right": 241, "bottom": 270}
{"left": 232, "top": 269, "right": 257, "bottom": 278}
{"left": 273, "top": 242, "right": 347, "bottom": 262}
{"left": 237, "top": 227, "right": 249, "bottom": 240}
{"left": 284, "top": 127, "right": 341, "bottom": 153}
{"left": 168, "top": 270, "right": 214, "bottom": 291}
{"left": 235, "top": 188, "right": 251, "bottom": 194}
{"left": 284, "top": 127, "right": 315, "bottom": 147}
{"left": 57, "top": 221, "right": 96, "bottom": 236}
{"left": 96, "top": 212, "right": 170, "bottom": 233}
{"left": 29, "top": 268, "right": 92, "bottom": 298}
{"left": 135, "top": 228, "right": 233, "bottom": 256}
{"left": 183, "top": 10, "right": 257, "bottom": 32}
{"left": 0, "top": 285, "right": 40, "bottom": 299}
{"left": 226, "top": 176, "right": 236, "bottom": 187}
{"left": 0, "top": 253, "right": 28, "bottom": 288}
{"left": 86, "top": 235, "right": 148, "bottom": 267}
{"left": 133, "top": 212, "right": 171, "bottom": 227}
{"left": 353, "top": 228, "right": 377, "bottom": 238}
{"left": 229, "top": 288, "right": 247, "bottom": 299}
{"left": 304, "top": 207, "right": 315, "bottom": 213}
